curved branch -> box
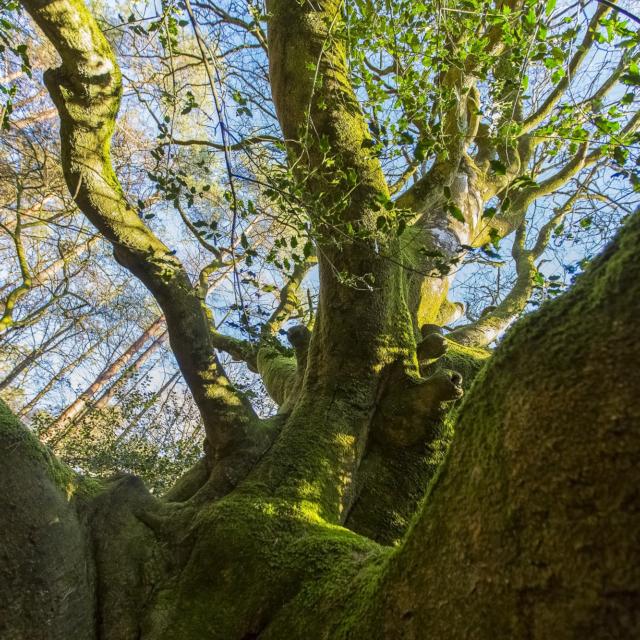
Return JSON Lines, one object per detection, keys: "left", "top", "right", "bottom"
{"left": 20, "top": 0, "right": 257, "bottom": 459}
{"left": 450, "top": 188, "right": 582, "bottom": 347}
{"left": 261, "top": 253, "right": 317, "bottom": 338}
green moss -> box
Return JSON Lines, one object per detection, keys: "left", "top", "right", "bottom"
{"left": 0, "top": 398, "right": 103, "bottom": 501}
{"left": 144, "top": 489, "right": 388, "bottom": 639}
{"left": 364, "top": 213, "right": 640, "bottom": 639}
{"left": 345, "top": 338, "right": 489, "bottom": 544}
{"left": 262, "top": 528, "right": 388, "bottom": 639}
{"left": 256, "top": 345, "right": 298, "bottom": 407}
{"left": 437, "top": 338, "right": 490, "bottom": 382}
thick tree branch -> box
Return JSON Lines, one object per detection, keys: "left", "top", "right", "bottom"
{"left": 373, "top": 210, "right": 640, "bottom": 639}
{"left": 261, "top": 253, "right": 317, "bottom": 339}
{"left": 450, "top": 187, "right": 584, "bottom": 347}
{"left": 21, "top": 0, "right": 257, "bottom": 459}
{"left": 501, "top": 142, "right": 590, "bottom": 230}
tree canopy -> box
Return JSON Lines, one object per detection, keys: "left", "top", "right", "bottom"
{"left": 0, "top": 0, "right": 639, "bottom": 637}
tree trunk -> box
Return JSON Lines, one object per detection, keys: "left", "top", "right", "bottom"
{"left": 42, "top": 317, "right": 165, "bottom": 442}
{"left": 2, "top": 213, "right": 638, "bottom": 640}
{"left": 114, "top": 370, "right": 180, "bottom": 445}
{"left": 6, "top": 0, "right": 638, "bottom": 637}
{"left": 90, "top": 333, "right": 166, "bottom": 410}
{"left": 0, "top": 323, "right": 74, "bottom": 392}
{"left": 18, "top": 338, "right": 102, "bottom": 417}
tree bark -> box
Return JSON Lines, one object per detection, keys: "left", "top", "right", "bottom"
{"left": 90, "top": 332, "right": 166, "bottom": 412}
{"left": 373, "top": 211, "right": 640, "bottom": 640}
{"left": 18, "top": 337, "right": 102, "bottom": 418}
{"left": 3, "top": 1, "right": 638, "bottom": 637}
{"left": 2, "top": 213, "right": 638, "bottom": 639}
{"left": 0, "top": 323, "right": 74, "bottom": 392}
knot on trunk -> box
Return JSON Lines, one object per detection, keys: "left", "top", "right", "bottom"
{"left": 372, "top": 328, "right": 464, "bottom": 448}
{"left": 287, "top": 324, "right": 311, "bottom": 369}
{"left": 417, "top": 324, "right": 447, "bottom": 361}
{"left": 373, "top": 370, "right": 463, "bottom": 447}
{"left": 255, "top": 324, "right": 311, "bottom": 410}
{"left": 43, "top": 64, "right": 121, "bottom": 129}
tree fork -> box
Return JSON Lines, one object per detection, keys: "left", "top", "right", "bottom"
{"left": 4, "top": 211, "right": 637, "bottom": 638}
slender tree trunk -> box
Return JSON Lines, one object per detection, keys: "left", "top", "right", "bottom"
{"left": 43, "top": 317, "right": 165, "bottom": 442}
{"left": 0, "top": 323, "right": 74, "bottom": 392}
{"left": 0, "top": 232, "right": 96, "bottom": 299}
{"left": 33, "top": 234, "right": 100, "bottom": 285}
{"left": 114, "top": 370, "right": 180, "bottom": 445}
{"left": 18, "top": 337, "right": 102, "bottom": 417}
{"left": 88, "top": 332, "right": 166, "bottom": 411}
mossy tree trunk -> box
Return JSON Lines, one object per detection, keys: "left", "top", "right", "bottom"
{"left": 2, "top": 0, "right": 639, "bottom": 638}
{"left": 2, "top": 207, "right": 638, "bottom": 640}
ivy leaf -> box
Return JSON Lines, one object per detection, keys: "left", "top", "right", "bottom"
{"left": 489, "top": 227, "right": 501, "bottom": 250}
{"left": 525, "top": 6, "right": 536, "bottom": 27}
{"left": 303, "top": 241, "right": 314, "bottom": 258}
{"left": 490, "top": 160, "right": 507, "bottom": 175}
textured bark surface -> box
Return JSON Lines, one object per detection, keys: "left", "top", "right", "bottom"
{"left": 3, "top": 0, "right": 639, "bottom": 637}
{"left": 0, "top": 402, "right": 95, "bottom": 640}
{"left": 2, "top": 214, "right": 639, "bottom": 639}
{"left": 375, "top": 211, "right": 640, "bottom": 639}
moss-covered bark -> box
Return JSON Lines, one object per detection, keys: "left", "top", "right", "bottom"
{"left": 0, "top": 400, "right": 96, "bottom": 640}
{"left": 345, "top": 340, "right": 489, "bottom": 544}
{"left": 3, "top": 213, "right": 640, "bottom": 638}
{"left": 370, "top": 210, "right": 640, "bottom": 639}
{"left": 20, "top": 0, "right": 260, "bottom": 467}
{"left": 5, "top": 0, "right": 639, "bottom": 637}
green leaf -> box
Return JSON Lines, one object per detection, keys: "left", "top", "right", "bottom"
{"left": 490, "top": 160, "right": 507, "bottom": 175}
{"left": 489, "top": 227, "right": 501, "bottom": 250}
{"left": 525, "top": 6, "right": 536, "bottom": 26}
{"left": 448, "top": 204, "right": 465, "bottom": 223}
{"left": 303, "top": 241, "right": 314, "bottom": 258}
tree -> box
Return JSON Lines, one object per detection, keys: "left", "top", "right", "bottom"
{"left": 1, "top": 0, "right": 639, "bottom": 638}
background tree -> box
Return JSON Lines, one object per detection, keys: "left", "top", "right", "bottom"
{"left": 1, "top": 0, "right": 639, "bottom": 638}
